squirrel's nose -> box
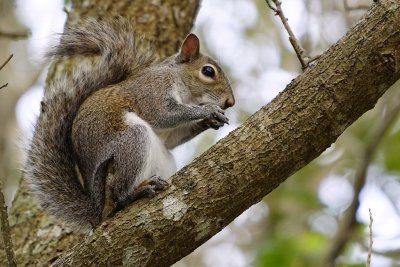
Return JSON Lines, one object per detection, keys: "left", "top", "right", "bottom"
{"left": 224, "top": 97, "right": 235, "bottom": 109}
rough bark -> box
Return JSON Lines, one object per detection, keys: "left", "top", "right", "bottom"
{"left": 54, "top": 0, "right": 399, "bottom": 266}
{"left": 3, "top": 0, "right": 400, "bottom": 266}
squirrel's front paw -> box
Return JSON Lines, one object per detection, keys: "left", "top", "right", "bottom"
{"left": 201, "top": 103, "right": 229, "bottom": 125}
{"left": 201, "top": 118, "right": 225, "bottom": 130}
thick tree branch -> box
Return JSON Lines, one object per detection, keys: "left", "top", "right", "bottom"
{"left": 51, "top": 1, "right": 400, "bottom": 266}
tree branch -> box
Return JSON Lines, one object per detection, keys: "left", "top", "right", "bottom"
{"left": 266, "top": 0, "right": 319, "bottom": 70}
{"left": 51, "top": 1, "right": 400, "bottom": 266}
{"left": 0, "top": 180, "right": 16, "bottom": 267}
{"left": 367, "top": 208, "right": 373, "bottom": 267}
{"left": 0, "top": 54, "right": 13, "bottom": 90}
{"left": 0, "top": 31, "right": 29, "bottom": 40}
{"left": 0, "top": 54, "right": 13, "bottom": 72}
{"left": 0, "top": 84, "right": 8, "bottom": 90}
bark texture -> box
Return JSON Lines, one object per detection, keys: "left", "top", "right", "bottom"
{"left": 54, "top": 0, "right": 399, "bottom": 266}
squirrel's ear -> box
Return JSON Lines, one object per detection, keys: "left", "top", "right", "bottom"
{"left": 176, "top": 33, "right": 200, "bottom": 63}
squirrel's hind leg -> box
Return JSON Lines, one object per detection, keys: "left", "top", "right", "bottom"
{"left": 109, "top": 121, "right": 173, "bottom": 212}
{"left": 109, "top": 124, "right": 150, "bottom": 208}
{"left": 114, "top": 174, "right": 169, "bottom": 212}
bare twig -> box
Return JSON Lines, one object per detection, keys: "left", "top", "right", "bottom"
{"left": 0, "top": 54, "right": 13, "bottom": 90}
{"left": 324, "top": 99, "right": 400, "bottom": 267}
{"left": 265, "top": 0, "right": 318, "bottom": 70}
{"left": 0, "top": 31, "right": 29, "bottom": 39}
{"left": 63, "top": 6, "right": 71, "bottom": 15}
{"left": 0, "top": 180, "right": 17, "bottom": 267}
{"left": 0, "top": 83, "right": 8, "bottom": 90}
{"left": 0, "top": 54, "right": 13, "bottom": 72}
{"left": 366, "top": 208, "right": 373, "bottom": 267}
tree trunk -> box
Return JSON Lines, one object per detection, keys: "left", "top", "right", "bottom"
{"left": 2, "top": 0, "right": 400, "bottom": 266}
{"left": 2, "top": 1, "right": 200, "bottom": 266}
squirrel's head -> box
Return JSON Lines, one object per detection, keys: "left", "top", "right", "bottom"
{"left": 174, "top": 33, "right": 235, "bottom": 110}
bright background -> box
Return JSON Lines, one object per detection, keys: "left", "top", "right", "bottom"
{"left": 1, "top": 0, "right": 400, "bottom": 266}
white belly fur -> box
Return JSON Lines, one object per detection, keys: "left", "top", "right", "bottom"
{"left": 124, "top": 112, "right": 177, "bottom": 187}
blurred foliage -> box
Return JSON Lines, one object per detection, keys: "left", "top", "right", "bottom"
{"left": 256, "top": 232, "right": 327, "bottom": 267}
{"left": 381, "top": 129, "right": 400, "bottom": 172}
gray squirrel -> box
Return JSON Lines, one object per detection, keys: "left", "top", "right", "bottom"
{"left": 24, "top": 17, "right": 234, "bottom": 233}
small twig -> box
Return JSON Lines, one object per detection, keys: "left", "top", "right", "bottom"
{"left": 63, "top": 7, "right": 69, "bottom": 15}
{"left": 0, "top": 54, "right": 13, "bottom": 91}
{"left": 265, "top": 0, "right": 318, "bottom": 70}
{"left": 0, "top": 31, "right": 29, "bottom": 39}
{"left": 0, "top": 83, "right": 8, "bottom": 90}
{"left": 366, "top": 208, "right": 373, "bottom": 267}
{"left": 0, "top": 54, "right": 13, "bottom": 72}
{"left": 0, "top": 180, "right": 17, "bottom": 267}
{"left": 265, "top": 0, "right": 278, "bottom": 12}
{"left": 324, "top": 100, "right": 400, "bottom": 267}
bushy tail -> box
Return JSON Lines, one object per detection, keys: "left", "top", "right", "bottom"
{"left": 24, "top": 17, "right": 155, "bottom": 232}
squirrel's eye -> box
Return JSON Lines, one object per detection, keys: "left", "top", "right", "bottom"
{"left": 201, "top": 65, "right": 216, "bottom": 78}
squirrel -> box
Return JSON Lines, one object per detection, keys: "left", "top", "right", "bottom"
{"left": 24, "top": 17, "right": 235, "bottom": 233}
